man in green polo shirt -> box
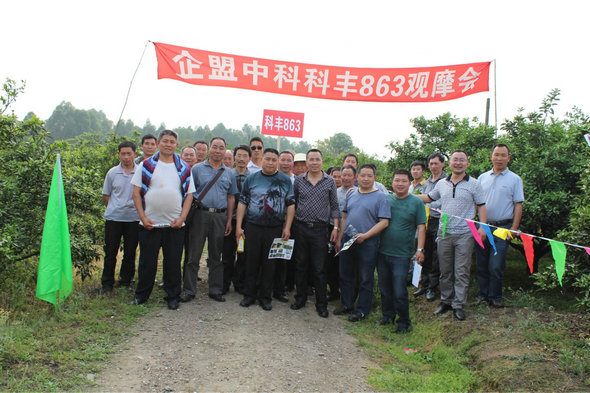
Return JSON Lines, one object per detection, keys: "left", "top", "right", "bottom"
{"left": 378, "top": 169, "right": 426, "bottom": 333}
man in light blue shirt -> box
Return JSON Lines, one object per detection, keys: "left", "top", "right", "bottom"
{"left": 475, "top": 144, "right": 524, "bottom": 308}
{"left": 181, "top": 137, "right": 238, "bottom": 303}
{"left": 101, "top": 141, "right": 139, "bottom": 294}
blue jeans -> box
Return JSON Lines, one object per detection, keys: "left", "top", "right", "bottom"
{"left": 339, "top": 236, "right": 379, "bottom": 316}
{"left": 475, "top": 225, "right": 510, "bottom": 301}
{"left": 377, "top": 254, "right": 411, "bottom": 328}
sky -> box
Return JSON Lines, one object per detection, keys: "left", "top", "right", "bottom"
{"left": 2, "top": 0, "right": 588, "bottom": 158}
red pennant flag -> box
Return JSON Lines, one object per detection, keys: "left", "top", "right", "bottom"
{"left": 520, "top": 233, "right": 535, "bottom": 274}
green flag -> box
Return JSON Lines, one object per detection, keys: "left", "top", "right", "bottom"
{"left": 36, "top": 155, "right": 73, "bottom": 307}
{"left": 441, "top": 213, "right": 448, "bottom": 238}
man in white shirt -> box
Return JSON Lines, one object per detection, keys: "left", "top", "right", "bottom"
{"left": 131, "top": 130, "right": 195, "bottom": 310}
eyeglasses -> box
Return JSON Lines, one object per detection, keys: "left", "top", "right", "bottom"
{"left": 250, "top": 145, "right": 263, "bottom": 150}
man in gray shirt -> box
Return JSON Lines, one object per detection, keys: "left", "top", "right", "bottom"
{"left": 101, "top": 141, "right": 140, "bottom": 294}
{"left": 418, "top": 150, "right": 487, "bottom": 321}
{"left": 181, "top": 137, "right": 238, "bottom": 303}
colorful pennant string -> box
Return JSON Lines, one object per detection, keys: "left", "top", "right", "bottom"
{"left": 493, "top": 227, "right": 513, "bottom": 241}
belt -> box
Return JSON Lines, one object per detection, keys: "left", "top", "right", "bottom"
{"left": 488, "top": 219, "right": 512, "bottom": 227}
{"left": 296, "top": 220, "right": 328, "bottom": 229}
{"left": 196, "top": 206, "right": 227, "bottom": 213}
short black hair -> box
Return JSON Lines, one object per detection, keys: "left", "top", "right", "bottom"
{"left": 393, "top": 169, "right": 411, "bottom": 181}
{"left": 141, "top": 134, "right": 157, "bottom": 144}
{"left": 342, "top": 153, "right": 358, "bottom": 165}
{"left": 279, "top": 150, "right": 294, "bottom": 159}
{"left": 118, "top": 141, "right": 137, "bottom": 152}
{"left": 210, "top": 137, "right": 226, "bottom": 147}
{"left": 428, "top": 152, "right": 445, "bottom": 164}
{"left": 327, "top": 166, "right": 341, "bottom": 175}
{"left": 341, "top": 165, "right": 357, "bottom": 176}
{"left": 410, "top": 161, "right": 426, "bottom": 170}
{"left": 492, "top": 143, "right": 511, "bottom": 155}
{"left": 249, "top": 136, "right": 264, "bottom": 146}
{"left": 306, "top": 148, "right": 323, "bottom": 158}
{"left": 358, "top": 163, "right": 376, "bottom": 175}
{"left": 451, "top": 149, "right": 469, "bottom": 159}
{"left": 234, "top": 144, "right": 251, "bottom": 157}
{"left": 158, "top": 129, "right": 178, "bottom": 141}
{"left": 194, "top": 140, "right": 208, "bottom": 148}
{"left": 263, "top": 147, "right": 279, "bottom": 157}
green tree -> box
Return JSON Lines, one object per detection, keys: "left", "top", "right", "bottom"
{"left": 315, "top": 132, "right": 357, "bottom": 157}
{"left": 45, "top": 101, "right": 113, "bottom": 140}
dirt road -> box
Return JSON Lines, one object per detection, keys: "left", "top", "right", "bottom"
{"left": 93, "top": 278, "right": 374, "bottom": 392}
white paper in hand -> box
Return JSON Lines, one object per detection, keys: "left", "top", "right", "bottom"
{"left": 411, "top": 261, "right": 422, "bottom": 288}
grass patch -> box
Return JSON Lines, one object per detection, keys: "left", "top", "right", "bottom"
{"left": 343, "top": 252, "right": 590, "bottom": 392}
{"left": 0, "top": 274, "right": 160, "bottom": 392}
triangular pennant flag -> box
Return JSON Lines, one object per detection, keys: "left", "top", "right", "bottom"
{"left": 480, "top": 223, "right": 497, "bottom": 255}
{"left": 520, "top": 233, "right": 535, "bottom": 273}
{"left": 466, "top": 219, "right": 484, "bottom": 248}
{"left": 425, "top": 206, "right": 430, "bottom": 230}
{"left": 585, "top": 247, "right": 590, "bottom": 256}
{"left": 549, "top": 240, "right": 567, "bottom": 286}
{"left": 493, "top": 227, "right": 513, "bottom": 241}
{"left": 441, "top": 213, "right": 448, "bottom": 238}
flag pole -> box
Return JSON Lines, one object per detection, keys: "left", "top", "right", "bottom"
{"left": 493, "top": 59, "right": 498, "bottom": 135}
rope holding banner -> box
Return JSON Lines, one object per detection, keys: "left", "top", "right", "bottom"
{"left": 114, "top": 40, "right": 151, "bottom": 135}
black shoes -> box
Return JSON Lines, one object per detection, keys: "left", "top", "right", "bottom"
{"left": 130, "top": 296, "right": 146, "bottom": 305}
{"left": 348, "top": 311, "right": 365, "bottom": 322}
{"left": 167, "top": 299, "right": 179, "bottom": 310}
{"left": 453, "top": 308, "right": 466, "bottom": 320}
{"left": 180, "top": 293, "right": 195, "bottom": 303}
{"left": 273, "top": 293, "right": 289, "bottom": 303}
{"left": 396, "top": 325, "right": 410, "bottom": 334}
{"left": 290, "top": 302, "right": 305, "bottom": 310}
{"left": 317, "top": 308, "right": 329, "bottom": 318}
{"left": 260, "top": 300, "right": 272, "bottom": 311}
{"left": 433, "top": 303, "right": 453, "bottom": 316}
{"left": 209, "top": 293, "right": 226, "bottom": 302}
{"left": 489, "top": 300, "right": 504, "bottom": 308}
{"left": 413, "top": 287, "right": 427, "bottom": 297}
{"left": 378, "top": 317, "right": 393, "bottom": 326}
{"left": 333, "top": 306, "right": 353, "bottom": 315}
{"left": 240, "top": 296, "right": 256, "bottom": 307}
{"left": 425, "top": 289, "right": 436, "bottom": 301}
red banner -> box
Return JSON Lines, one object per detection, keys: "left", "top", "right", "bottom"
{"left": 261, "top": 109, "right": 304, "bottom": 138}
{"left": 153, "top": 42, "right": 490, "bottom": 103}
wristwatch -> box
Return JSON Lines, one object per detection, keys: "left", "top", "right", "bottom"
{"left": 416, "top": 248, "right": 424, "bottom": 252}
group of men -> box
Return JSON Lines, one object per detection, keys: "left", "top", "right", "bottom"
{"left": 102, "top": 130, "right": 523, "bottom": 330}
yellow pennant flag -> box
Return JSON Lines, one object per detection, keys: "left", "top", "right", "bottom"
{"left": 425, "top": 206, "right": 430, "bottom": 229}
{"left": 493, "top": 227, "right": 513, "bottom": 240}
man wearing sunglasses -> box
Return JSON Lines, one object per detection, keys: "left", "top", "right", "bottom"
{"left": 247, "top": 137, "right": 264, "bottom": 173}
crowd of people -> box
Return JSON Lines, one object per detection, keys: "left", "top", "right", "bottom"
{"left": 101, "top": 129, "right": 523, "bottom": 332}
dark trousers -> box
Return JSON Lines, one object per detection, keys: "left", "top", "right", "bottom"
{"left": 102, "top": 220, "right": 139, "bottom": 288}
{"left": 273, "top": 259, "right": 287, "bottom": 296}
{"left": 222, "top": 219, "right": 246, "bottom": 292}
{"left": 339, "top": 236, "right": 379, "bottom": 316}
{"left": 135, "top": 227, "right": 184, "bottom": 302}
{"left": 378, "top": 255, "right": 411, "bottom": 328}
{"left": 243, "top": 222, "right": 282, "bottom": 302}
{"left": 326, "top": 225, "right": 339, "bottom": 295}
{"left": 421, "top": 217, "right": 440, "bottom": 290}
{"left": 293, "top": 221, "right": 329, "bottom": 309}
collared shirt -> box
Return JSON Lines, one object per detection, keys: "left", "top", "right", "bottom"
{"left": 191, "top": 161, "right": 238, "bottom": 209}
{"left": 247, "top": 160, "right": 262, "bottom": 173}
{"left": 428, "top": 173, "right": 485, "bottom": 234}
{"left": 409, "top": 178, "right": 426, "bottom": 194}
{"left": 294, "top": 171, "right": 341, "bottom": 224}
{"left": 478, "top": 168, "right": 524, "bottom": 222}
{"left": 422, "top": 173, "right": 446, "bottom": 218}
{"left": 102, "top": 164, "right": 139, "bottom": 222}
